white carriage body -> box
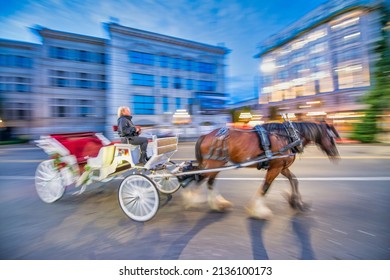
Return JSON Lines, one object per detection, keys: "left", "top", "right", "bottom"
{"left": 34, "top": 131, "right": 179, "bottom": 210}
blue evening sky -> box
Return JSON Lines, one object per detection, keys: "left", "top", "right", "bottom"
{"left": 0, "top": 0, "right": 326, "bottom": 103}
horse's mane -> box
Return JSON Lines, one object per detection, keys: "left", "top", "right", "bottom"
{"left": 262, "top": 122, "right": 324, "bottom": 143}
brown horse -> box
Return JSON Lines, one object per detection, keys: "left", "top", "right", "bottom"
{"left": 183, "top": 121, "right": 340, "bottom": 219}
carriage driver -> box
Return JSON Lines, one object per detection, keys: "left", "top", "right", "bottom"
{"left": 117, "top": 106, "right": 150, "bottom": 164}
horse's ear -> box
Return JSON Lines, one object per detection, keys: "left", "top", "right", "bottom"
{"left": 327, "top": 124, "right": 341, "bottom": 139}
{"left": 327, "top": 128, "right": 336, "bottom": 139}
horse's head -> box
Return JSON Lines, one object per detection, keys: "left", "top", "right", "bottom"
{"left": 317, "top": 122, "right": 340, "bottom": 162}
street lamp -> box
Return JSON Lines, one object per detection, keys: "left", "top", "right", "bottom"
{"left": 172, "top": 109, "right": 191, "bottom": 125}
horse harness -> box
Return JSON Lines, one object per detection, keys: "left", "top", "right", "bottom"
{"left": 282, "top": 121, "right": 303, "bottom": 153}
{"left": 205, "top": 124, "right": 303, "bottom": 170}
{"left": 205, "top": 127, "right": 230, "bottom": 162}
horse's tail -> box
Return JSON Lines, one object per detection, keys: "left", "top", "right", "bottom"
{"left": 195, "top": 134, "right": 206, "bottom": 166}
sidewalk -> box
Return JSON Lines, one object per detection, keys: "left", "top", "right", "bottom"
{"left": 336, "top": 138, "right": 361, "bottom": 144}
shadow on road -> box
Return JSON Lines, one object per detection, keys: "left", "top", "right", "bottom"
{"left": 247, "top": 218, "right": 269, "bottom": 260}
{"left": 160, "top": 211, "right": 226, "bottom": 259}
{"left": 247, "top": 213, "right": 316, "bottom": 260}
{"left": 291, "top": 213, "right": 316, "bottom": 260}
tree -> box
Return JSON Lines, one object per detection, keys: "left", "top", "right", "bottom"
{"left": 351, "top": 4, "right": 390, "bottom": 143}
{"left": 269, "top": 106, "right": 279, "bottom": 121}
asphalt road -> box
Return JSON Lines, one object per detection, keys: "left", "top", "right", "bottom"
{"left": 0, "top": 142, "right": 389, "bottom": 260}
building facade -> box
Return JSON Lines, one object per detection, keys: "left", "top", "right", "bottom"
{"left": 255, "top": 0, "right": 385, "bottom": 131}
{"left": 0, "top": 39, "right": 39, "bottom": 136}
{"left": 0, "top": 23, "right": 229, "bottom": 139}
{"left": 104, "top": 23, "right": 229, "bottom": 137}
{"left": 32, "top": 27, "right": 108, "bottom": 135}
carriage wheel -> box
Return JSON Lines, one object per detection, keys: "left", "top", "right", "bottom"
{"left": 35, "top": 160, "right": 66, "bottom": 203}
{"left": 153, "top": 168, "right": 181, "bottom": 194}
{"left": 118, "top": 174, "right": 159, "bottom": 222}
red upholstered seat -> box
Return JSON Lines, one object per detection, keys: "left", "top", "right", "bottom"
{"left": 50, "top": 132, "right": 105, "bottom": 164}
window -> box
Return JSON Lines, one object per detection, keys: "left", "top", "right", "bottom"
{"left": 198, "top": 80, "right": 216, "bottom": 91}
{"left": 48, "top": 70, "right": 106, "bottom": 89}
{"left": 3, "top": 102, "right": 31, "bottom": 120}
{"left": 337, "top": 64, "right": 369, "bottom": 89}
{"left": 331, "top": 17, "right": 360, "bottom": 30}
{"left": 172, "top": 57, "right": 181, "bottom": 69}
{"left": 96, "top": 53, "right": 106, "bottom": 64}
{"left": 78, "top": 79, "right": 90, "bottom": 88}
{"left": 291, "top": 51, "right": 305, "bottom": 63}
{"left": 173, "top": 76, "right": 182, "bottom": 89}
{"left": 161, "top": 76, "right": 169, "bottom": 88}
{"left": 79, "top": 100, "right": 95, "bottom": 117}
{"left": 133, "top": 95, "right": 155, "bottom": 114}
{"left": 79, "top": 50, "right": 89, "bottom": 62}
{"left": 57, "top": 47, "right": 66, "bottom": 59}
{"left": 50, "top": 99, "right": 70, "bottom": 117}
{"left": 343, "top": 32, "right": 361, "bottom": 44}
{"left": 49, "top": 98, "right": 98, "bottom": 118}
{"left": 310, "top": 42, "right": 327, "bottom": 54}
{"left": 129, "top": 51, "right": 154, "bottom": 65}
{"left": 131, "top": 73, "right": 154, "bottom": 87}
{"left": 162, "top": 96, "right": 169, "bottom": 112}
{"left": 160, "top": 55, "right": 169, "bottom": 68}
{"left": 277, "top": 70, "right": 289, "bottom": 80}
{"left": 55, "top": 78, "right": 68, "bottom": 87}
{"left": 176, "top": 97, "right": 181, "bottom": 109}
{"left": 337, "top": 47, "right": 361, "bottom": 63}
{"left": 16, "top": 84, "right": 29, "bottom": 92}
{"left": 49, "top": 47, "right": 105, "bottom": 64}
{"left": 198, "top": 62, "right": 215, "bottom": 74}
{"left": 188, "top": 98, "right": 193, "bottom": 114}
{"left": 310, "top": 56, "right": 325, "bottom": 68}
{"left": 186, "top": 79, "right": 194, "bottom": 90}
{"left": 97, "top": 81, "right": 107, "bottom": 90}
{"left": 183, "top": 59, "right": 193, "bottom": 71}
{"left": 0, "top": 54, "right": 32, "bottom": 68}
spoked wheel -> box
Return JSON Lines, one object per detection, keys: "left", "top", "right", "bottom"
{"left": 153, "top": 168, "right": 181, "bottom": 194}
{"left": 35, "top": 159, "right": 66, "bottom": 203}
{"left": 118, "top": 174, "right": 159, "bottom": 222}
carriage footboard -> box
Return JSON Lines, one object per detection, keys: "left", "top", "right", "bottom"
{"left": 144, "top": 136, "right": 178, "bottom": 169}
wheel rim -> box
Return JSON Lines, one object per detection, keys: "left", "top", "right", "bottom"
{"left": 153, "top": 169, "right": 180, "bottom": 194}
{"left": 35, "top": 160, "right": 65, "bottom": 203}
{"left": 118, "top": 174, "right": 159, "bottom": 222}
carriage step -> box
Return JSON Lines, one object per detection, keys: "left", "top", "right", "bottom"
{"left": 115, "top": 162, "right": 132, "bottom": 172}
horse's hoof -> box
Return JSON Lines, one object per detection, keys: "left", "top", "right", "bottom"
{"left": 245, "top": 206, "right": 273, "bottom": 220}
{"left": 209, "top": 201, "right": 233, "bottom": 212}
{"left": 299, "top": 202, "right": 311, "bottom": 211}
{"left": 291, "top": 201, "right": 311, "bottom": 213}
{"left": 208, "top": 195, "right": 233, "bottom": 212}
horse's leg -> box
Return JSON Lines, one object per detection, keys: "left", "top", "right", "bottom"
{"left": 181, "top": 178, "right": 207, "bottom": 209}
{"left": 206, "top": 172, "right": 233, "bottom": 212}
{"left": 246, "top": 166, "right": 283, "bottom": 220}
{"left": 281, "top": 168, "right": 306, "bottom": 211}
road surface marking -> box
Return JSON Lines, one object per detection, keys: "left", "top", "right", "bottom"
{"left": 1, "top": 176, "right": 390, "bottom": 181}
{"left": 216, "top": 177, "right": 390, "bottom": 181}
{"left": 332, "top": 228, "right": 348, "bottom": 235}
{"left": 0, "top": 159, "right": 42, "bottom": 163}
{"left": 0, "top": 176, "right": 35, "bottom": 179}
{"left": 172, "top": 156, "right": 390, "bottom": 160}
{"left": 357, "top": 230, "right": 376, "bottom": 237}
{"left": 327, "top": 239, "right": 342, "bottom": 246}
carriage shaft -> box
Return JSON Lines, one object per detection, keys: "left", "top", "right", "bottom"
{"left": 148, "top": 154, "right": 294, "bottom": 178}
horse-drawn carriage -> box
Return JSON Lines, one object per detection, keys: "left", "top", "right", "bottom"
{"left": 35, "top": 131, "right": 183, "bottom": 222}
{"left": 34, "top": 118, "right": 340, "bottom": 222}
